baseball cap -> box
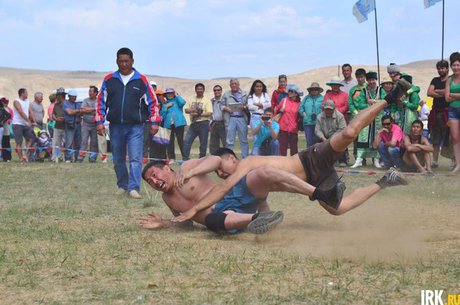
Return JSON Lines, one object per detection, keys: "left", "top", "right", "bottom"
{"left": 68, "top": 89, "right": 78, "bottom": 97}
{"left": 324, "top": 99, "right": 335, "bottom": 110}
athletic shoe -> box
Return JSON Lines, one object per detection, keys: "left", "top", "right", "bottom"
{"left": 116, "top": 188, "right": 127, "bottom": 195}
{"left": 351, "top": 157, "right": 363, "bottom": 168}
{"left": 373, "top": 158, "right": 383, "bottom": 169}
{"left": 129, "top": 190, "right": 142, "bottom": 199}
{"left": 247, "top": 211, "right": 284, "bottom": 234}
{"left": 376, "top": 167, "right": 408, "bottom": 188}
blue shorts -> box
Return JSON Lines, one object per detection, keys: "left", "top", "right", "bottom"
{"left": 448, "top": 106, "right": 460, "bottom": 121}
{"left": 214, "top": 176, "right": 261, "bottom": 214}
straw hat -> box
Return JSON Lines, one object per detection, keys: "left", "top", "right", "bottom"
{"left": 326, "top": 76, "right": 343, "bottom": 87}
{"left": 307, "top": 82, "right": 324, "bottom": 93}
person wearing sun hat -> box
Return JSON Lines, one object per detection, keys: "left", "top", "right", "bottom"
{"left": 350, "top": 71, "right": 384, "bottom": 168}
{"left": 275, "top": 84, "right": 302, "bottom": 156}
{"left": 299, "top": 82, "right": 323, "bottom": 148}
{"left": 63, "top": 89, "right": 82, "bottom": 162}
{"left": 323, "top": 76, "right": 349, "bottom": 123}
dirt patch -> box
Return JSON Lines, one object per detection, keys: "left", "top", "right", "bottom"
{"left": 249, "top": 196, "right": 459, "bottom": 262}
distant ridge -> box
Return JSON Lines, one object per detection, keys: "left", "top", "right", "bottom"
{"left": 0, "top": 59, "right": 440, "bottom": 107}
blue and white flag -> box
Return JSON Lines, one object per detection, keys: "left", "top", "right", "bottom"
{"left": 424, "top": 0, "right": 442, "bottom": 8}
{"left": 353, "top": 0, "right": 376, "bottom": 23}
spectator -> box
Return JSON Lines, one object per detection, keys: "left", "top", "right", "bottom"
{"left": 247, "top": 79, "right": 271, "bottom": 141}
{"left": 162, "top": 88, "right": 186, "bottom": 161}
{"left": 30, "top": 92, "right": 45, "bottom": 130}
{"left": 35, "top": 129, "right": 51, "bottom": 162}
{"left": 183, "top": 83, "right": 212, "bottom": 160}
{"left": 315, "top": 99, "right": 347, "bottom": 166}
{"left": 323, "top": 76, "right": 349, "bottom": 122}
{"left": 12, "top": 88, "right": 36, "bottom": 163}
{"left": 63, "top": 89, "right": 82, "bottom": 163}
{"left": 299, "top": 82, "right": 323, "bottom": 148}
{"left": 98, "top": 121, "right": 109, "bottom": 163}
{"left": 351, "top": 71, "right": 383, "bottom": 169}
{"left": 427, "top": 59, "right": 449, "bottom": 168}
{"left": 402, "top": 119, "right": 433, "bottom": 174}
{"left": 251, "top": 107, "right": 279, "bottom": 156}
{"left": 221, "top": 78, "right": 249, "bottom": 158}
{"left": 149, "top": 89, "right": 167, "bottom": 161}
{"left": 373, "top": 115, "right": 404, "bottom": 169}
{"left": 348, "top": 68, "right": 367, "bottom": 164}
{"left": 52, "top": 88, "right": 66, "bottom": 162}
{"left": 348, "top": 68, "right": 367, "bottom": 120}
{"left": 399, "top": 73, "right": 421, "bottom": 135}
{"left": 96, "top": 47, "right": 160, "bottom": 199}
{"left": 341, "top": 63, "right": 358, "bottom": 95}
{"left": 78, "top": 86, "right": 99, "bottom": 163}
{"left": 445, "top": 51, "right": 460, "bottom": 173}
{"left": 275, "top": 84, "right": 302, "bottom": 156}
{"left": 271, "top": 74, "right": 288, "bottom": 110}
{"left": 209, "top": 85, "right": 226, "bottom": 155}
{"left": 418, "top": 99, "right": 430, "bottom": 138}
{"left": 380, "top": 77, "right": 394, "bottom": 115}
{"left": 1, "top": 97, "right": 13, "bottom": 161}
{"left": 150, "top": 81, "right": 157, "bottom": 92}
{"left": 47, "top": 93, "right": 56, "bottom": 139}
{"left": 387, "top": 63, "right": 402, "bottom": 82}
{"left": 142, "top": 81, "right": 159, "bottom": 163}
{"left": 0, "top": 98, "right": 10, "bottom": 161}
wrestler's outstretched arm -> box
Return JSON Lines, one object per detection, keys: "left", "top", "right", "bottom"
{"left": 175, "top": 156, "right": 223, "bottom": 188}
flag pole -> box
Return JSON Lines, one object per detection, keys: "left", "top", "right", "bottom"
{"left": 373, "top": 0, "right": 381, "bottom": 85}
{"left": 441, "top": 0, "right": 445, "bottom": 59}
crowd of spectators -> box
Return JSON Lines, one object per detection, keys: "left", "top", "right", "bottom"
{"left": 1, "top": 51, "right": 460, "bottom": 175}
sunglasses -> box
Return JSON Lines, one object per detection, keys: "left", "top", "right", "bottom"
{"left": 213, "top": 89, "right": 222, "bottom": 92}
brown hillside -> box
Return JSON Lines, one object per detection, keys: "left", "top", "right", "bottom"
{"left": 0, "top": 60, "right": 439, "bottom": 110}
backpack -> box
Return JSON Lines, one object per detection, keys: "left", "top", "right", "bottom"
{"left": 0, "top": 106, "right": 11, "bottom": 125}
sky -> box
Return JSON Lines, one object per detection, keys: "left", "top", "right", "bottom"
{"left": 0, "top": 0, "right": 457, "bottom": 79}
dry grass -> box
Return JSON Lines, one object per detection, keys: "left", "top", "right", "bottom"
{"left": 1, "top": 154, "right": 460, "bottom": 304}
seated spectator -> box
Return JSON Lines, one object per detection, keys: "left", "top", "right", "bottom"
{"left": 402, "top": 119, "right": 433, "bottom": 174}
{"left": 315, "top": 99, "right": 347, "bottom": 166}
{"left": 35, "top": 129, "right": 52, "bottom": 162}
{"left": 373, "top": 115, "right": 404, "bottom": 169}
{"left": 251, "top": 107, "right": 279, "bottom": 156}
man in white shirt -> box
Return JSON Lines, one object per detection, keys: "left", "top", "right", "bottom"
{"left": 12, "top": 88, "right": 36, "bottom": 162}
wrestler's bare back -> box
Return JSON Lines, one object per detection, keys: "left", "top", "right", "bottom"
{"left": 237, "top": 154, "right": 307, "bottom": 181}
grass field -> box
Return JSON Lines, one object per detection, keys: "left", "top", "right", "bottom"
{"left": 1, "top": 148, "right": 460, "bottom": 305}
